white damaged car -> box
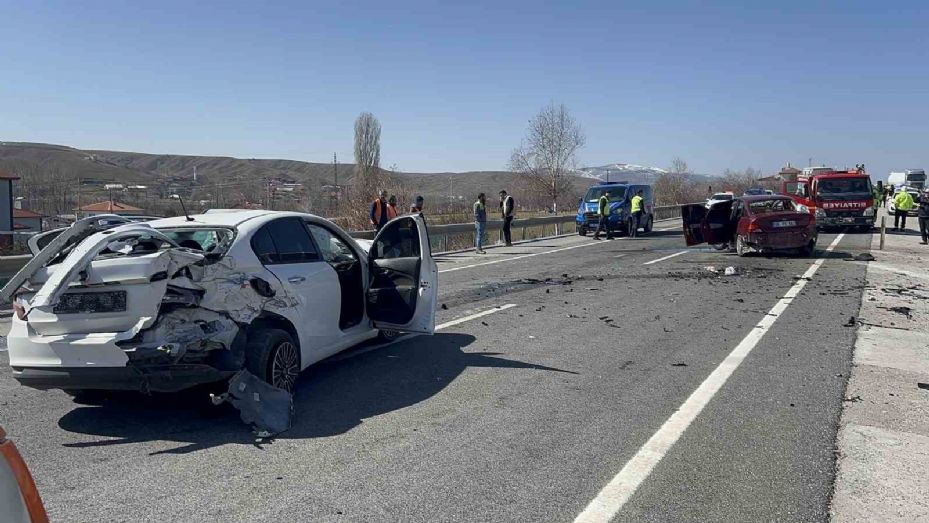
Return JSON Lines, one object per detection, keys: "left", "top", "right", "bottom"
{"left": 1, "top": 211, "right": 437, "bottom": 396}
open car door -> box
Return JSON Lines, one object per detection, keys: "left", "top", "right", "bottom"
{"left": 366, "top": 215, "right": 437, "bottom": 334}
{"left": 701, "top": 200, "right": 735, "bottom": 245}
{"left": 681, "top": 204, "right": 708, "bottom": 246}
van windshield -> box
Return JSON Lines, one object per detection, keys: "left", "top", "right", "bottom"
{"left": 585, "top": 187, "right": 627, "bottom": 203}
{"left": 817, "top": 178, "right": 872, "bottom": 200}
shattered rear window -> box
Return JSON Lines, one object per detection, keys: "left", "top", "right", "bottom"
{"left": 748, "top": 199, "right": 797, "bottom": 214}
{"left": 157, "top": 228, "right": 235, "bottom": 255}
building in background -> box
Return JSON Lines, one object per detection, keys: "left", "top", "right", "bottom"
{"left": 0, "top": 170, "right": 20, "bottom": 248}
{"left": 12, "top": 208, "right": 43, "bottom": 233}
{"left": 75, "top": 200, "right": 146, "bottom": 219}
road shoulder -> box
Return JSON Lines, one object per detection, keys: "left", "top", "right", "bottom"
{"left": 831, "top": 224, "right": 929, "bottom": 522}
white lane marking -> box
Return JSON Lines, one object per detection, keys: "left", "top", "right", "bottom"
{"left": 327, "top": 305, "right": 517, "bottom": 363}
{"left": 436, "top": 303, "right": 517, "bottom": 330}
{"left": 439, "top": 241, "right": 616, "bottom": 274}
{"left": 574, "top": 233, "right": 846, "bottom": 523}
{"left": 613, "top": 254, "right": 627, "bottom": 259}
{"left": 642, "top": 250, "right": 686, "bottom": 265}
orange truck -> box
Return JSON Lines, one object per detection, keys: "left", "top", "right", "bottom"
{"left": 782, "top": 167, "right": 876, "bottom": 231}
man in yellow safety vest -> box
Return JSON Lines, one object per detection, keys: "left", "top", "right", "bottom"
{"left": 630, "top": 190, "right": 644, "bottom": 238}
{"left": 593, "top": 191, "right": 612, "bottom": 240}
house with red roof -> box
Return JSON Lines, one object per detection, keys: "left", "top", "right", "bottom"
{"left": 12, "top": 207, "right": 44, "bottom": 233}
{"left": 75, "top": 200, "right": 146, "bottom": 219}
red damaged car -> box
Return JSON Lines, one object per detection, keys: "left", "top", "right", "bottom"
{"left": 682, "top": 195, "right": 818, "bottom": 257}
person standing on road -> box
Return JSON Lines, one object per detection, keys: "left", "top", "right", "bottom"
{"left": 630, "top": 189, "right": 644, "bottom": 238}
{"left": 370, "top": 190, "right": 389, "bottom": 231}
{"left": 410, "top": 195, "right": 424, "bottom": 214}
{"left": 387, "top": 195, "right": 399, "bottom": 220}
{"left": 474, "top": 193, "right": 487, "bottom": 254}
{"left": 893, "top": 188, "right": 914, "bottom": 231}
{"left": 918, "top": 190, "right": 929, "bottom": 244}
{"left": 499, "top": 190, "right": 515, "bottom": 246}
{"left": 593, "top": 191, "right": 612, "bottom": 240}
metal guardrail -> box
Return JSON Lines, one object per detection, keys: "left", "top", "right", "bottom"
{"left": 0, "top": 205, "right": 693, "bottom": 279}
{"left": 352, "top": 204, "right": 689, "bottom": 253}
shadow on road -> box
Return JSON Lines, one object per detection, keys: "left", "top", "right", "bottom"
{"left": 57, "top": 333, "right": 574, "bottom": 454}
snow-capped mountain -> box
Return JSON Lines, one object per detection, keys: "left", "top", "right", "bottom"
{"left": 575, "top": 163, "right": 669, "bottom": 183}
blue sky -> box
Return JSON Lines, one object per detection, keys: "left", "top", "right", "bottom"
{"left": 1, "top": 1, "right": 926, "bottom": 179}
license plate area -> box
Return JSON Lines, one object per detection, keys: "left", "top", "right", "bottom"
{"left": 53, "top": 291, "right": 128, "bottom": 314}
{"left": 773, "top": 221, "right": 797, "bottom": 228}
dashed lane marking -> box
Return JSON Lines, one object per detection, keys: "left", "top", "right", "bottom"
{"left": 325, "top": 304, "right": 518, "bottom": 363}
{"left": 436, "top": 304, "right": 518, "bottom": 330}
{"left": 642, "top": 250, "right": 687, "bottom": 265}
{"left": 438, "top": 240, "right": 620, "bottom": 274}
{"left": 574, "top": 233, "right": 846, "bottom": 522}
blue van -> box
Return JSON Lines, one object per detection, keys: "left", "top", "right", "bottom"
{"left": 575, "top": 182, "right": 654, "bottom": 236}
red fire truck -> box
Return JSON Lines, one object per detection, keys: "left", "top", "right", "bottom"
{"left": 782, "top": 168, "right": 876, "bottom": 231}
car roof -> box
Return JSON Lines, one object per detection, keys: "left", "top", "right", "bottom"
{"left": 146, "top": 210, "right": 322, "bottom": 229}
{"left": 737, "top": 195, "right": 792, "bottom": 203}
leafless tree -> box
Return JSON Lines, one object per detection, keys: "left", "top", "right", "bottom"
{"left": 354, "top": 112, "right": 382, "bottom": 195}
{"left": 670, "top": 157, "right": 689, "bottom": 176}
{"left": 509, "top": 102, "right": 585, "bottom": 213}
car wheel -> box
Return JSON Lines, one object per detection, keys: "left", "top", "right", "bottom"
{"left": 736, "top": 236, "right": 748, "bottom": 257}
{"left": 801, "top": 240, "right": 816, "bottom": 257}
{"left": 577, "top": 225, "right": 587, "bottom": 236}
{"left": 643, "top": 215, "right": 653, "bottom": 233}
{"left": 378, "top": 329, "right": 401, "bottom": 342}
{"left": 245, "top": 329, "right": 300, "bottom": 393}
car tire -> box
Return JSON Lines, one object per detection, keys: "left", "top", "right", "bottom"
{"left": 245, "top": 329, "right": 300, "bottom": 393}
{"left": 643, "top": 215, "right": 653, "bottom": 233}
{"left": 800, "top": 240, "right": 816, "bottom": 257}
{"left": 736, "top": 235, "right": 748, "bottom": 257}
{"left": 577, "top": 225, "right": 587, "bottom": 236}
{"left": 378, "top": 329, "right": 401, "bottom": 342}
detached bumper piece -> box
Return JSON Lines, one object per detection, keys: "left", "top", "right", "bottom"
{"left": 213, "top": 370, "right": 293, "bottom": 438}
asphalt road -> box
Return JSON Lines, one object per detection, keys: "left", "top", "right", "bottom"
{"left": 0, "top": 221, "right": 871, "bottom": 522}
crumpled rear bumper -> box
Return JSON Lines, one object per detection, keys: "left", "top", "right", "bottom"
{"left": 7, "top": 317, "right": 233, "bottom": 392}
{"left": 11, "top": 364, "right": 231, "bottom": 393}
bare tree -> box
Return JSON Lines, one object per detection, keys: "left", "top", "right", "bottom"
{"left": 670, "top": 157, "right": 689, "bottom": 176}
{"left": 509, "top": 102, "right": 585, "bottom": 213}
{"left": 354, "top": 112, "right": 382, "bottom": 195}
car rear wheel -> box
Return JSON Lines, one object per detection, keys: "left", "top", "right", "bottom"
{"left": 245, "top": 329, "right": 300, "bottom": 393}
{"left": 577, "top": 225, "right": 587, "bottom": 236}
{"left": 801, "top": 240, "right": 816, "bottom": 257}
{"left": 378, "top": 329, "right": 401, "bottom": 342}
{"left": 736, "top": 236, "right": 748, "bottom": 257}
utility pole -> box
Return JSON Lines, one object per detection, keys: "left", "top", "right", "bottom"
{"left": 808, "top": 157, "right": 812, "bottom": 168}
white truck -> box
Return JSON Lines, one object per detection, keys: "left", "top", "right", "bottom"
{"left": 888, "top": 169, "right": 926, "bottom": 190}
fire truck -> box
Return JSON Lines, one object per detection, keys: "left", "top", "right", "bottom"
{"left": 782, "top": 168, "right": 876, "bottom": 231}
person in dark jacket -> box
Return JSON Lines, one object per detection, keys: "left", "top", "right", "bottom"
{"left": 410, "top": 195, "right": 424, "bottom": 214}
{"left": 499, "top": 190, "right": 515, "bottom": 246}
{"left": 919, "top": 189, "right": 929, "bottom": 244}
